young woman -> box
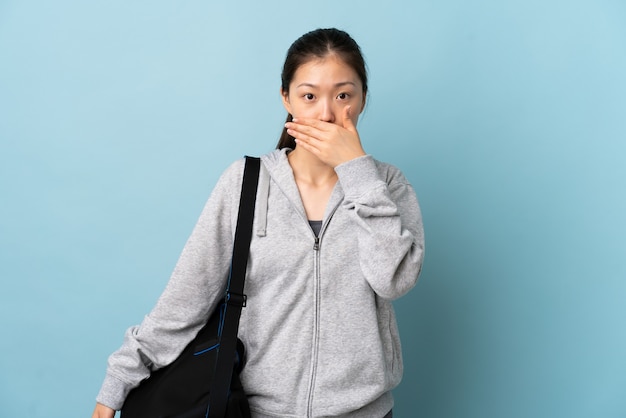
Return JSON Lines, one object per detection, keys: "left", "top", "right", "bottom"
{"left": 92, "top": 28, "right": 424, "bottom": 418}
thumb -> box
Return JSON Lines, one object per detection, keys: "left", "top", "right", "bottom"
{"left": 342, "top": 106, "right": 356, "bottom": 131}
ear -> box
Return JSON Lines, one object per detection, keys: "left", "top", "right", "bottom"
{"left": 359, "top": 92, "right": 367, "bottom": 113}
{"left": 281, "top": 88, "right": 292, "bottom": 114}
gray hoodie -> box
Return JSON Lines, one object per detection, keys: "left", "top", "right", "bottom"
{"left": 96, "top": 149, "right": 424, "bottom": 417}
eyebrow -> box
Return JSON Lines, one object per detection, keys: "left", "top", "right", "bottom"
{"left": 296, "top": 81, "right": 357, "bottom": 89}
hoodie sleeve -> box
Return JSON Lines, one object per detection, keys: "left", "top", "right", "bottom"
{"left": 95, "top": 159, "right": 245, "bottom": 410}
{"left": 334, "top": 155, "right": 424, "bottom": 300}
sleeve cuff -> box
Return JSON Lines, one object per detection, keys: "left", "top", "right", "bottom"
{"left": 95, "top": 373, "right": 133, "bottom": 411}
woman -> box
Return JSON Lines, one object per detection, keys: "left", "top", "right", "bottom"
{"left": 92, "top": 28, "right": 424, "bottom": 418}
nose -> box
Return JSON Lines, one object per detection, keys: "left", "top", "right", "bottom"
{"left": 319, "top": 99, "right": 335, "bottom": 123}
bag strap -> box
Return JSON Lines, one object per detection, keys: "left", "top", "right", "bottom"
{"left": 208, "top": 156, "right": 260, "bottom": 418}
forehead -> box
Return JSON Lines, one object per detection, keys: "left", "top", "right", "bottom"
{"left": 292, "top": 55, "right": 361, "bottom": 88}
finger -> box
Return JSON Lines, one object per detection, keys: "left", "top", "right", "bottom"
{"left": 290, "top": 117, "right": 332, "bottom": 132}
{"left": 342, "top": 106, "right": 357, "bottom": 132}
{"left": 286, "top": 126, "right": 321, "bottom": 145}
{"left": 294, "top": 137, "right": 321, "bottom": 156}
{"left": 285, "top": 121, "right": 324, "bottom": 140}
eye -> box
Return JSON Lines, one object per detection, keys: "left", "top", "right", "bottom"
{"left": 303, "top": 93, "right": 315, "bottom": 101}
{"left": 337, "top": 92, "right": 350, "bottom": 100}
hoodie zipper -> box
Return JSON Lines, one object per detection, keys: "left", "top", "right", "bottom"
{"left": 306, "top": 232, "right": 321, "bottom": 417}
{"left": 305, "top": 205, "right": 339, "bottom": 417}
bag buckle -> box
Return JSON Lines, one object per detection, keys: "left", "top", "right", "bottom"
{"left": 226, "top": 291, "right": 247, "bottom": 307}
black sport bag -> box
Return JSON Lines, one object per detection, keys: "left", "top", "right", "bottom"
{"left": 120, "top": 156, "right": 260, "bottom": 418}
{"left": 120, "top": 304, "right": 251, "bottom": 418}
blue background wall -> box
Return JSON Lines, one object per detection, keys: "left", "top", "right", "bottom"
{"left": 1, "top": 1, "right": 625, "bottom": 417}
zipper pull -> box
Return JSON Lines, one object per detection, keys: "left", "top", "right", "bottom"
{"left": 313, "top": 237, "right": 320, "bottom": 251}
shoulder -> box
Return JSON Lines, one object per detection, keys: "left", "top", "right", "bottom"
{"left": 221, "top": 157, "right": 247, "bottom": 178}
{"left": 216, "top": 151, "right": 280, "bottom": 190}
{"left": 216, "top": 155, "right": 259, "bottom": 186}
{"left": 206, "top": 157, "right": 248, "bottom": 206}
{"left": 371, "top": 158, "right": 412, "bottom": 187}
{"left": 260, "top": 148, "right": 288, "bottom": 170}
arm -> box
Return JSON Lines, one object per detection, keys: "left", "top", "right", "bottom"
{"left": 284, "top": 106, "right": 424, "bottom": 299}
{"left": 335, "top": 155, "right": 424, "bottom": 300}
{"left": 95, "top": 159, "right": 246, "bottom": 410}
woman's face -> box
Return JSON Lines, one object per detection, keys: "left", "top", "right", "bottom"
{"left": 281, "top": 55, "right": 366, "bottom": 126}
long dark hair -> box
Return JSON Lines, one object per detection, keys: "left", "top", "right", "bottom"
{"left": 276, "top": 28, "right": 368, "bottom": 150}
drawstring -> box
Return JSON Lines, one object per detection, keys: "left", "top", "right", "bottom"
{"left": 255, "top": 161, "right": 269, "bottom": 237}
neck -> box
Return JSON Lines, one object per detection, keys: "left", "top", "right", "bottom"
{"left": 288, "top": 147, "right": 337, "bottom": 186}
